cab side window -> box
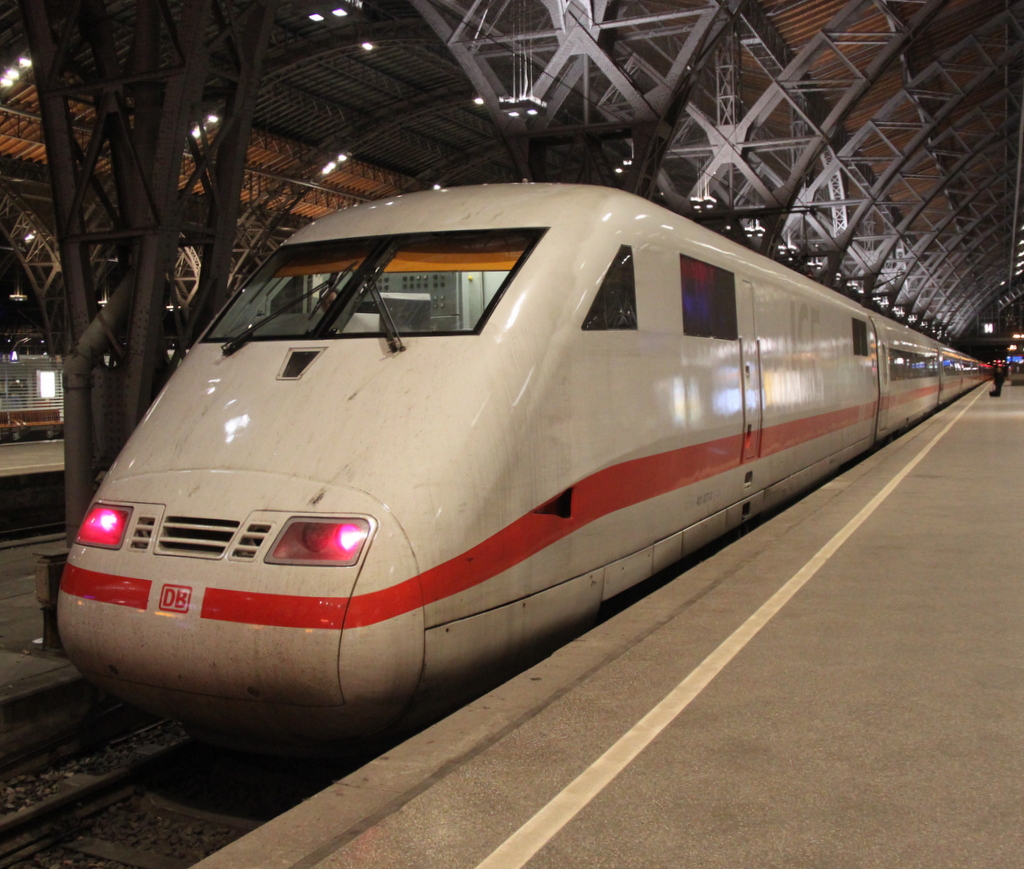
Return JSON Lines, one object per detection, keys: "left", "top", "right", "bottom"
{"left": 582, "top": 245, "right": 637, "bottom": 331}
{"left": 852, "top": 319, "right": 869, "bottom": 356}
{"left": 680, "top": 254, "right": 737, "bottom": 339}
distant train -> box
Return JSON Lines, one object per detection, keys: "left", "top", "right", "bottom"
{"left": 58, "top": 184, "right": 986, "bottom": 754}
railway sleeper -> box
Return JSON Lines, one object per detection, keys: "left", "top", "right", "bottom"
{"left": 67, "top": 835, "right": 192, "bottom": 869}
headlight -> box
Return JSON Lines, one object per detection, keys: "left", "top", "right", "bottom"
{"left": 76, "top": 504, "right": 133, "bottom": 549}
{"left": 266, "top": 517, "right": 372, "bottom": 565}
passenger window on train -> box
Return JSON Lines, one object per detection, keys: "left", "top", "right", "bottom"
{"left": 582, "top": 245, "right": 637, "bottom": 331}
{"left": 851, "top": 319, "right": 869, "bottom": 356}
{"left": 680, "top": 254, "right": 737, "bottom": 340}
{"left": 889, "top": 349, "right": 937, "bottom": 379}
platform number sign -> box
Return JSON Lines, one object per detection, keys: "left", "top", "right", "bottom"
{"left": 159, "top": 584, "right": 193, "bottom": 613}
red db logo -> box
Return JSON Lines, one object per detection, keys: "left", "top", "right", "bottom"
{"left": 158, "top": 584, "right": 192, "bottom": 613}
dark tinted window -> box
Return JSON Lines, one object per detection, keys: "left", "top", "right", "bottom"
{"left": 680, "top": 254, "right": 737, "bottom": 339}
{"left": 852, "top": 319, "right": 869, "bottom": 356}
{"left": 582, "top": 245, "right": 637, "bottom": 331}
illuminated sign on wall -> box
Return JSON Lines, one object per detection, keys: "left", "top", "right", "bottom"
{"left": 38, "top": 369, "right": 56, "bottom": 399}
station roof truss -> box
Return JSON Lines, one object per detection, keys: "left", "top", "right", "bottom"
{"left": 0, "top": 0, "right": 1022, "bottom": 348}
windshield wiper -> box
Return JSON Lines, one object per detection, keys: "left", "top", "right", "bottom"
{"left": 221, "top": 266, "right": 353, "bottom": 356}
{"left": 364, "top": 276, "right": 406, "bottom": 354}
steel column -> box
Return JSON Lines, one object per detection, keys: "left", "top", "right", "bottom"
{"left": 20, "top": 0, "right": 280, "bottom": 538}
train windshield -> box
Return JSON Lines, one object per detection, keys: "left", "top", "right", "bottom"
{"left": 207, "top": 229, "right": 543, "bottom": 346}
{"left": 208, "top": 241, "right": 372, "bottom": 343}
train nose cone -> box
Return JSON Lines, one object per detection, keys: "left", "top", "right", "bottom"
{"left": 57, "top": 471, "right": 422, "bottom": 752}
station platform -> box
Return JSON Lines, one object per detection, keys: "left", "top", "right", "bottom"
{"left": 196, "top": 382, "right": 1021, "bottom": 869}
{"left": 0, "top": 537, "right": 96, "bottom": 767}
{"left": 0, "top": 439, "right": 64, "bottom": 477}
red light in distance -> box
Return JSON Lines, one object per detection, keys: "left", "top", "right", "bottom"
{"left": 76, "top": 505, "right": 132, "bottom": 549}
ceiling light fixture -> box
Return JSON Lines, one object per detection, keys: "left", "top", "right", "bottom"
{"left": 499, "top": 94, "right": 545, "bottom": 117}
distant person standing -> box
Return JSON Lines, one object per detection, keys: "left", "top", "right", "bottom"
{"left": 991, "top": 364, "right": 1006, "bottom": 397}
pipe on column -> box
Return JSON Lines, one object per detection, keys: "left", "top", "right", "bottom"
{"left": 62, "top": 275, "right": 133, "bottom": 543}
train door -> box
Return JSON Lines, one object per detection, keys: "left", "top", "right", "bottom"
{"left": 871, "top": 317, "right": 889, "bottom": 440}
{"left": 738, "top": 280, "right": 763, "bottom": 462}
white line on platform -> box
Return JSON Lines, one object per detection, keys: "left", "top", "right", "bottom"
{"left": 474, "top": 389, "right": 984, "bottom": 869}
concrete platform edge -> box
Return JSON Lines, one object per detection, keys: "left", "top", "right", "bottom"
{"left": 0, "top": 664, "right": 100, "bottom": 764}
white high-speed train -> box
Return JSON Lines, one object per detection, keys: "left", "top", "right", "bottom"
{"left": 58, "top": 184, "right": 986, "bottom": 753}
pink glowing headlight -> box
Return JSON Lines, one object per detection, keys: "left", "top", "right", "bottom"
{"left": 76, "top": 505, "right": 133, "bottom": 549}
{"left": 268, "top": 517, "right": 372, "bottom": 566}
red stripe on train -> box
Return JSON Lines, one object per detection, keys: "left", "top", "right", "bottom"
{"left": 60, "top": 565, "right": 151, "bottom": 609}
{"left": 881, "top": 383, "right": 939, "bottom": 411}
{"left": 60, "top": 397, "right": 892, "bottom": 629}
{"left": 759, "top": 400, "right": 876, "bottom": 458}
{"left": 60, "top": 564, "right": 350, "bottom": 629}
{"left": 347, "top": 399, "right": 881, "bottom": 626}
{"left": 201, "top": 588, "right": 349, "bottom": 629}
{"left": 343, "top": 432, "right": 743, "bottom": 627}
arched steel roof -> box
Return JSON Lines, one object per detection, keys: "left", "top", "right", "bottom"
{"left": 0, "top": 0, "right": 1022, "bottom": 344}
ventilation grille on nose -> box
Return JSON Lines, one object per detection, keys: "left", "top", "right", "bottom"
{"left": 231, "top": 523, "right": 273, "bottom": 561}
{"left": 157, "top": 516, "right": 240, "bottom": 559}
{"left": 130, "top": 515, "right": 157, "bottom": 551}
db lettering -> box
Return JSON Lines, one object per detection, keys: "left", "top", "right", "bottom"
{"left": 159, "top": 584, "right": 192, "bottom": 613}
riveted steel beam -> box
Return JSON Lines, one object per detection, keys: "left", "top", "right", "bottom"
{"left": 0, "top": 174, "right": 64, "bottom": 352}
{"left": 409, "top": 0, "right": 737, "bottom": 191}
{"left": 21, "top": 0, "right": 280, "bottom": 536}
{"left": 807, "top": 7, "right": 1024, "bottom": 300}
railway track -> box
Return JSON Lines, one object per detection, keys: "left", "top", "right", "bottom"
{"left": 0, "top": 522, "right": 65, "bottom": 547}
{"left": 0, "top": 721, "right": 374, "bottom": 869}
{"left": 0, "top": 735, "right": 195, "bottom": 869}
{"left": 0, "top": 468, "right": 64, "bottom": 545}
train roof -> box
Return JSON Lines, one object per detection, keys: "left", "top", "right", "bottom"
{"left": 284, "top": 183, "right": 965, "bottom": 358}
{"left": 286, "top": 183, "right": 626, "bottom": 244}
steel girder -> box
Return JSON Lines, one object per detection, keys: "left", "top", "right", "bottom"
{"left": 20, "top": 0, "right": 279, "bottom": 534}
{"left": 800, "top": 6, "right": 1024, "bottom": 335}
{"left": 0, "top": 174, "right": 63, "bottom": 351}
{"left": 410, "top": 0, "right": 1021, "bottom": 341}
{"left": 902, "top": 140, "right": 1014, "bottom": 317}
{"left": 989, "top": 276, "right": 1024, "bottom": 322}
{"left": 666, "top": 0, "right": 1019, "bottom": 343}
{"left": 782, "top": 81, "right": 1017, "bottom": 334}
{"left": 262, "top": 16, "right": 439, "bottom": 75}
{"left": 408, "top": 0, "right": 741, "bottom": 190}
{"left": 730, "top": 0, "right": 951, "bottom": 223}
{"left": 670, "top": 0, "right": 959, "bottom": 286}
